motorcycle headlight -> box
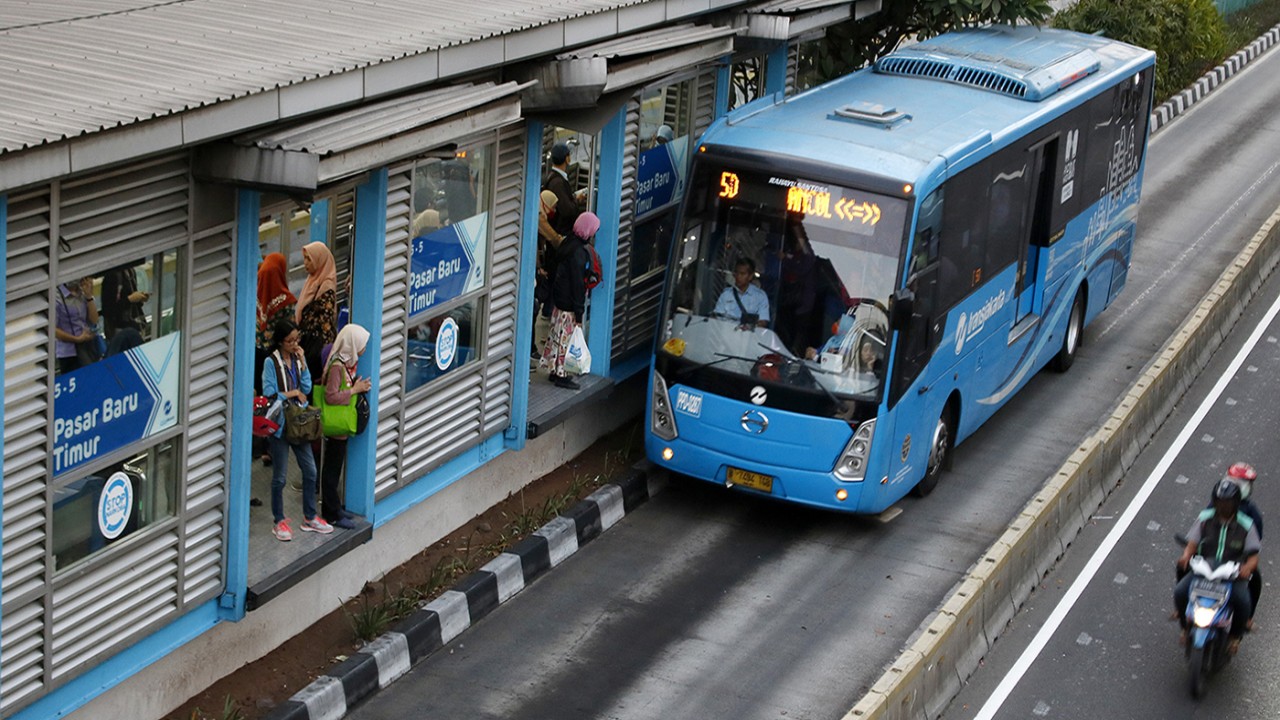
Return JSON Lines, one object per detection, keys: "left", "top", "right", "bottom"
{"left": 1192, "top": 606, "right": 1217, "bottom": 628}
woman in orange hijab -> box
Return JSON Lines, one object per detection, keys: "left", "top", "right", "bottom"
{"left": 296, "top": 242, "right": 339, "bottom": 381}
{"left": 257, "top": 253, "right": 296, "bottom": 364}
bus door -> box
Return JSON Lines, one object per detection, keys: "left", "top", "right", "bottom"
{"left": 1017, "top": 138, "right": 1060, "bottom": 320}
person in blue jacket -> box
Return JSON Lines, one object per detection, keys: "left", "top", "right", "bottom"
{"left": 262, "top": 319, "right": 332, "bottom": 541}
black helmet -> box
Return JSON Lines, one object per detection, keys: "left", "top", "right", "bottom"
{"left": 1213, "top": 479, "right": 1243, "bottom": 503}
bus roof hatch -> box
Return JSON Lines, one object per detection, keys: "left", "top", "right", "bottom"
{"left": 830, "top": 101, "right": 912, "bottom": 129}
{"left": 874, "top": 27, "right": 1103, "bottom": 102}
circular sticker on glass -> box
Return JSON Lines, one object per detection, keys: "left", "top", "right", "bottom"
{"left": 436, "top": 317, "right": 459, "bottom": 371}
{"left": 98, "top": 471, "right": 133, "bottom": 540}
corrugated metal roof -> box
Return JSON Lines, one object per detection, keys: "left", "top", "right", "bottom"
{"left": 557, "top": 22, "right": 741, "bottom": 59}
{"left": 746, "top": 0, "right": 851, "bottom": 14}
{"left": 241, "top": 81, "right": 528, "bottom": 156}
{"left": 0, "top": 0, "right": 678, "bottom": 156}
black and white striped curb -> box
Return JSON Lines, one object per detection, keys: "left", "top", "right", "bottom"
{"left": 263, "top": 465, "right": 663, "bottom": 720}
{"left": 1151, "top": 22, "right": 1280, "bottom": 134}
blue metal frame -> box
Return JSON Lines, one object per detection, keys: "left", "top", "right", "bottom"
{"left": 309, "top": 197, "right": 330, "bottom": 246}
{"left": 221, "top": 189, "right": 260, "bottom": 619}
{"left": 764, "top": 43, "right": 788, "bottom": 96}
{"left": 590, "top": 106, "right": 627, "bottom": 377}
{"left": 715, "top": 61, "right": 731, "bottom": 118}
{"left": 347, "top": 170, "right": 388, "bottom": 522}
{"left": 505, "top": 122, "right": 543, "bottom": 451}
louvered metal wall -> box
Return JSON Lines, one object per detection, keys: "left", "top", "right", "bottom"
{"left": 609, "top": 97, "right": 642, "bottom": 362}
{"left": 331, "top": 190, "right": 356, "bottom": 309}
{"left": 2, "top": 188, "right": 54, "bottom": 714}
{"left": 786, "top": 44, "right": 799, "bottom": 96}
{"left": 1, "top": 154, "right": 232, "bottom": 716}
{"left": 181, "top": 228, "right": 233, "bottom": 605}
{"left": 374, "top": 165, "right": 412, "bottom": 498}
{"left": 374, "top": 124, "right": 523, "bottom": 499}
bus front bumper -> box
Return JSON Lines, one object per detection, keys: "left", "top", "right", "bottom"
{"left": 645, "top": 433, "right": 877, "bottom": 513}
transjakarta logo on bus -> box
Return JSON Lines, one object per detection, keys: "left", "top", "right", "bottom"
{"left": 954, "top": 289, "right": 1008, "bottom": 355}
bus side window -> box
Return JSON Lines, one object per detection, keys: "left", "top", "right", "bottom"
{"left": 891, "top": 189, "right": 944, "bottom": 406}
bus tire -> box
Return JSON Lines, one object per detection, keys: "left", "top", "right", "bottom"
{"left": 1051, "top": 289, "right": 1085, "bottom": 373}
{"left": 911, "top": 408, "right": 952, "bottom": 497}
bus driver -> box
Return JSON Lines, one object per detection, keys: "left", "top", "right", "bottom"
{"left": 713, "top": 257, "right": 770, "bottom": 330}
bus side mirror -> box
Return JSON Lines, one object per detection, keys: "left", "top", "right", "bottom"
{"left": 890, "top": 289, "right": 915, "bottom": 332}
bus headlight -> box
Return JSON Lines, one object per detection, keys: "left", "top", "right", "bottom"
{"left": 833, "top": 419, "right": 875, "bottom": 482}
{"left": 651, "top": 371, "right": 678, "bottom": 441}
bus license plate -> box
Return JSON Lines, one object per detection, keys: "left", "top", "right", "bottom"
{"left": 726, "top": 467, "right": 773, "bottom": 493}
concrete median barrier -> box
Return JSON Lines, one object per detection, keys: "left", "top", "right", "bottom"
{"left": 842, "top": 197, "right": 1280, "bottom": 720}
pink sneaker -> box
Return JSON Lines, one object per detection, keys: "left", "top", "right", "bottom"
{"left": 301, "top": 517, "right": 334, "bottom": 534}
{"left": 273, "top": 519, "right": 293, "bottom": 542}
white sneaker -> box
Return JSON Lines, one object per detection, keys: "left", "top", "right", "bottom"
{"left": 301, "top": 517, "right": 334, "bottom": 534}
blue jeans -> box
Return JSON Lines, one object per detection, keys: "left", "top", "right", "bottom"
{"left": 267, "top": 433, "right": 318, "bottom": 524}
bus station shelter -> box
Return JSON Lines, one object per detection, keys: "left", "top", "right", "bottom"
{"left": 0, "top": 0, "right": 879, "bottom": 717}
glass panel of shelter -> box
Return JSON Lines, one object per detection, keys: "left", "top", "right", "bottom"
{"left": 50, "top": 248, "right": 186, "bottom": 571}
{"left": 405, "top": 142, "right": 496, "bottom": 394}
{"left": 632, "top": 77, "right": 697, "bottom": 283}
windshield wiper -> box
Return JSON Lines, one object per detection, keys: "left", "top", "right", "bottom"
{"left": 757, "top": 343, "right": 845, "bottom": 409}
{"left": 674, "top": 351, "right": 759, "bottom": 377}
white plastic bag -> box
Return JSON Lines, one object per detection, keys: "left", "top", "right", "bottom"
{"left": 565, "top": 326, "right": 592, "bottom": 375}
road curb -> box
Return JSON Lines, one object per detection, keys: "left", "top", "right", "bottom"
{"left": 1150, "top": 22, "right": 1280, "bottom": 135}
{"left": 262, "top": 464, "right": 666, "bottom": 720}
{"left": 843, "top": 34, "right": 1280, "bottom": 718}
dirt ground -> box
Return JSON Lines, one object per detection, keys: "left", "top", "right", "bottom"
{"left": 170, "top": 419, "right": 644, "bottom": 720}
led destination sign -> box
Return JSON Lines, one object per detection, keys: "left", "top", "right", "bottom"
{"left": 718, "top": 172, "right": 882, "bottom": 235}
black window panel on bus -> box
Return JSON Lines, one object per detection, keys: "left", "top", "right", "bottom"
{"left": 1082, "top": 72, "right": 1150, "bottom": 204}
{"left": 937, "top": 159, "right": 993, "bottom": 313}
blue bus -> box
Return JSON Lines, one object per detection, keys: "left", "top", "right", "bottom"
{"left": 645, "top": 26, "right": 1155, "bottom": 513}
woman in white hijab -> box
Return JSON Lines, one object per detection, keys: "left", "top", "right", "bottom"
{"left": 320, "top": 323, "right": 372, "bottom": 529}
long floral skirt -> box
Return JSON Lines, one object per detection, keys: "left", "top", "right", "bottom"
{"left": 539, "top": 308, "right": 576, "bottom": 377}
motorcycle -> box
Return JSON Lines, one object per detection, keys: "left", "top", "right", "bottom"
{"left": 1180, "top": 552, "right": 1241, "bottom": 699}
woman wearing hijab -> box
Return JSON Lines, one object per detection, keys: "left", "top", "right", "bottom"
{"left": 320, "top": 324, "right": 372, "bottom": 529}
{"left": 296, "top": 242, "right": 339, "bottom": 382}
{"left": 539, "top": 211, "right": 601, "bottom": 390}
{"left": 257, "top": 253, "right": 296, "bottom": 466}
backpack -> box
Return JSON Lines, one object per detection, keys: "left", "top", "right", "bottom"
{"left": 583, "top": 243, "right": 602, "bottom": 290}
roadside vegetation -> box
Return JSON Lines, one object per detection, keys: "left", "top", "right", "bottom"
{"left": 1054, "top": 0, "right": 1280, "bottom": 102}
{"left": 799, "top": 0, "right": 1280, "bottom": 104}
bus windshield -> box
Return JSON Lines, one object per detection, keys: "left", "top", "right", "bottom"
{"left": 658, "top": 160, "right": 909, "bottom": 407}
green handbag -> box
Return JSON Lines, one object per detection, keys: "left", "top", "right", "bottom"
{"left": 313, "top": 367, "right": 360, "bottom": 437}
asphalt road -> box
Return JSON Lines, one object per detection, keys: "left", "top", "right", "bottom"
{"left": 947, "top": 242, "right": 1280, "bottom": 720}
{"left": 348, "top": 45, "right": 1280, "bottom": 720}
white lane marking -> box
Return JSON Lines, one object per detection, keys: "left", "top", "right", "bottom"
{"left": 974, "top": 287, "right": 1280, "bottom": 720}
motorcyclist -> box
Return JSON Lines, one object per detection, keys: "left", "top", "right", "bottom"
{"left": 1177, "top": 479, "right": 1261, "bottom": 653}
{"left": 1206, "top": 462, "right": 1264, "bottom": 626}
{"left": 1220, "top": 462, "right": 1263, "bottom": 538}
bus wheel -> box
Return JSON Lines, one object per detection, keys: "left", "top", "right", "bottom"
{"left": 912, "top": 410, "right": 952, "bottom": 497}
{"left": 1051, "top": 289, "right": 1085, "bottom": 373}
